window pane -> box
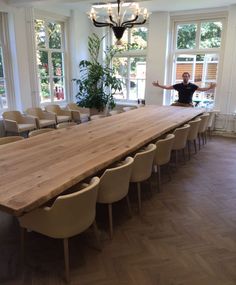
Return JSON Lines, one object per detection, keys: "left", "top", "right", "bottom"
{"left": 53, "top": 77, "right": 65, "bottom": 101}
{"left": 35, "top": 20, "right": 46, "bottom": 48}
{"left": 129, "top": 57, "right": 146, "bottom": 100}
{"left": 113, "top": 57, "right": 128, "bottom": 100}
{"left": 0, "top": 80, "right": 8, "bottom": 109}
{"left": 39, "top": 77, "right": 50, "bottom": 103}
{"left": 177, "top": 23, "right": 197, "bottom": 49}
{"left": 130, "top": 27, "right": 148, "bottom": 50}
{"left": 48, "top": 22, "right": 62, "bottom": 49}
{"left": 176, "top": 55, "right": 195, "bottom": 81}
{"left": 200, "top": 22, "right": 222, "bottom": 48}
{"left": 52, "top": 52, "right": 63, "bottom": 76}
{"left": 37, "top": 51, "right": 49, "bottom": 77}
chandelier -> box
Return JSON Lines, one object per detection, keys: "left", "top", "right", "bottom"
{"left": 89, "top": 0, "right": 149, "bottom": 44}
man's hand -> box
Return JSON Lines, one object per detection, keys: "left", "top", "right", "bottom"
{"left": 209, "top": 83, "right": 217, "bottom": 89}
{"left": 152, "top": 80, "right": 159, "bottom": 87}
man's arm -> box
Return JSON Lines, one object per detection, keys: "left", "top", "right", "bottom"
{"left": 152, "top": 80, "right": 174, "bottom": 90}
{"left": 197, "top": 82, "right": 216, "bottom": 92}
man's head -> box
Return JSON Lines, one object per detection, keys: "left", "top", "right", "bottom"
{"left": 182, "top": 72, "right": 190, "bottom": 84}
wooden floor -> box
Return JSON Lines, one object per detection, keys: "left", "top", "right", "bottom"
{"left": 1, "top": 136, "right": 236, "bottom": 285}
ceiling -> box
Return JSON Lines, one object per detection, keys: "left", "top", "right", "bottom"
{"left": 6, "top": 0, "right": 236, "bottom": 12}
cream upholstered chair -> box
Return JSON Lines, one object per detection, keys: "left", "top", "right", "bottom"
{"left": 130, "top": 144, "right": 156, "bottom": 212}
{"left": 26, "top": 107, "right": 56, "bottom": 129}
{"left": 18, "top": 177, "right": 100, "bottom": 283}
{"left": 45, "top": 104, "right": 72, "bottom": 124}
{"left": 154, "top": 134, "right": 175, "bottom": 191}
{"left": 56, "top": 122, "right": 77, "bottom": 129}
{"left": 2, "top": 111, "right": 37, "bottom": 136}
{"left": 187, "top": 118, "right": 201, "bottom": 159}
{"left": 0, "top": 136, "right": 24, "bottom": 145}
{"left": 172, "top": 124, "right": 190, "bottom": 164}
{"left": 29, "top": 128, "right": 55, "bottom": 137}
{"left": 198, "top": 113, "right": 210, "bottom": 149}
{"left": 66, "top": 103, "right": 90, "bottom": 123}
{"left": 97, "top": 157, "right": 133, "bottom": 239}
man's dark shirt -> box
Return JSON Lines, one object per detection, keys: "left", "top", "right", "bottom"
{"left": 173, "top": 82, "right": 198, "bottom": 104}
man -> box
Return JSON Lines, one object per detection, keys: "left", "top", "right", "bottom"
{"left": 152, "top": 72, "right": 216, "bottom": 107}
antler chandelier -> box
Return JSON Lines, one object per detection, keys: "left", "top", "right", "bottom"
{"left": 89, "top": 0, "right": 149, "bottom": 44}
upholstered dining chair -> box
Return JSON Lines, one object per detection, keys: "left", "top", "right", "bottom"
{"left": 2, "top": 111, "right": 37, "bottom": 136}
{"left": 28, "top": 128, "right": 55, "bottom": 137}
{"left": 66, "top": 103, "right": 90, "bottom": 123}
{"left": 154, "top": 134, "right": 175, "bottom": 191}
{"left": 56, "top": 122, "right": 77, "bottom": 129}
{"left": 25, "top": 107, "right": 56, "bottom": 129}
{"left": 45, "top": 104, "right": 72, "bottom": 124}
{"left": 0, "top": 136, "right": 24, "bottom": 145}
{"left": 97, "top": 157, "right": 134, "bottom": 239}
{"left": 172, "top": 124, "right": 190, "bottom": 164}
{"left": 198, "top": 113, "right": 210, "bottom": 149}
{"left": 18, "top": 176, "right": 100, "bottom": 283}
{"left": 130, "top": 144, "right": 156, "bottom": 212}
{"left": 187, "top": 118, "right": 201, "bottom": 159}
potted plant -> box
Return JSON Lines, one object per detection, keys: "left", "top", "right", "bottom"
{"left": 73, "top": 33, "right": 122, "bottom": 114}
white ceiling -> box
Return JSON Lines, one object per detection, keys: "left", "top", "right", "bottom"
{"left": 6, "top": 0, "right": 236, "bottom": 12}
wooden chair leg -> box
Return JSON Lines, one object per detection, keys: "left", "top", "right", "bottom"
{"left": 137, "top": 182, "right": 142, "bottom": 213}
{"left": 125, "top": 195, "right": 132, "bottom": 218}
{"left": 182, "top": 148, "right": 186, "bottom": 164}
{"left": 194, "top": 139, "right": 197, "bottom": 154}
{"left": 20, "top": 227, "right": 25, "bottom": 267}
{"left": 198, "top": 134, "right": 201, "bottom": 150}
{"left": 187, "top": 140, "right": 191, "bottom": 160}
{"left": 63, "top": 238, "right": 70, "bottom": 283}
{"left": 108, "top": 204, "right": 113, "bottom": 239}
{"left": 157, "top": 164, "right": 161, "bottom": 191}
{"left": 92, "top": 221, "right": 102, "bottom": 251}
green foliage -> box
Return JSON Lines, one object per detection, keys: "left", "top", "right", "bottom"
{"left": 73, "top": 33, "right": 122, "bottom": 111}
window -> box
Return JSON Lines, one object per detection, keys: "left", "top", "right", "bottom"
{"left": 35, "top": 19, "right": 66, "bottom": 104}
{"left": 0, "top": 12, "right": 13, "bottom": 113}
{"left": 112, "top": 26, "right": 148, "bottom": 102}
{"left": 172, "top": 19, "right": 223, "bottom": 107}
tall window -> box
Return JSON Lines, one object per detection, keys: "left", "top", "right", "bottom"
{"left": 112, "top": 26, "right": 148, "bottom": 102}
{"left": 35, "top": 19, "right": 66, "bottom": 104}
{"left": 172, "top": 20, "right": 223, "bottom": 107}
{"left": 0, "top": 12, "right": 12, "bottom": 112}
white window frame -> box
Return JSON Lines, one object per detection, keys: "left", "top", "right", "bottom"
{"left": 110, "top": 25, "right": 148, "bottom": 104}
{"left": 0, "top": 12, "right": 15, "bottom": 114}
{"left": 34, "top": 11, "right": 70, "bottom": 107}
{"left": 168, "top": 11, "right": 227, "bottom": 107}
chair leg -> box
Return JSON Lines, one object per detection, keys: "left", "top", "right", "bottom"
{"left": 63, "top": 238, "right": 70, "bottom": 283}
{"left": 125, "top": 195, "right": 132, "bottom": 218}
{"left": 92, "top": 221, "right": 102, "bottom": 251}
{"left": 182, "top": 148, "right": 186, "bottom": 164}
{"left": 20, "top": 227, "right": 25, "bottom": 267}
{"left": 194, "top": 139, "right": 197, "bottom": 154}
{"left": 108, "top": 204, "right": 113, "bottom": 239}
{"left": 198, "top": 134, "right": 201, "bottom": 150}
{"left": 187, "top": 140, "right": 191, "bottom": 160}
{"left": 175, "top": 149, "right": 178, "bottom": 165}
{"left": 137, "top": 182, "right": 142, "bottom": 213}
{"left": 157, "top": 164, "right": 161, "bottom": 191}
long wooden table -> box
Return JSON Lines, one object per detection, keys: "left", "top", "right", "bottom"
{"left": 0, "top": 105, "right": 203, "bottom": 216}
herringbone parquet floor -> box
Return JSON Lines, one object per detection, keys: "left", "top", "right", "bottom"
{"left": 1, "top": 136, "right": 236, "bottom": 285}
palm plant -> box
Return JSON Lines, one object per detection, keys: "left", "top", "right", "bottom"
{"left": 73, "top": 33, "right": 122, "bottom": 112}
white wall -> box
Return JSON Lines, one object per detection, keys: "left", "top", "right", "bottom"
{"left": 145, "top": 12, "right": 170, "bottom": 106}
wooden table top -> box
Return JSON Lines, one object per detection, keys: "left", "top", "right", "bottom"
{"left": 0, "top": 105, "right": 203, "bottom": 216}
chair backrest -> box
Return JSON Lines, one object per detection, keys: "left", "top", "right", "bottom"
{"left": 26, "top": 107, "right": 44, "bottom": 119}
{"left": 187, "top": 118, "right": 201, "bottom": 140}
{"left": 2, "top": 111, "right": 23, "bottom": 123}
{"left": 45, "top": 104, "right": 61, "bottom": 115}
{"left": 20, "top": 177, "right": 100, "bottom": 239}
{"left": 198, "top": 113, "right": 210, "bottom": 133}
{"left": 172, "top": 124, "right": 190, "bottom": 150}
{"left": 0, "top": 136, "right": 24, "bottom": 145}
{"left": 29, "top": 128, "right": 55, "bottom": 137}
{"left": 97, "top": 157, "right": 134, "bottom": 204}
{"left": 57, "top": 122, "right": 77, "bottom": 129}
{"left": 207, "top": 111, "right": 215, "bottom": 129}
{"left": 155, "top": 133, "right": 175, "bottom": 166}
{"left": 67, "top": 103, "right": 90, "bottom": 115}
{"left": 130, "top": 144, "right": 156, "bottom": 182}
